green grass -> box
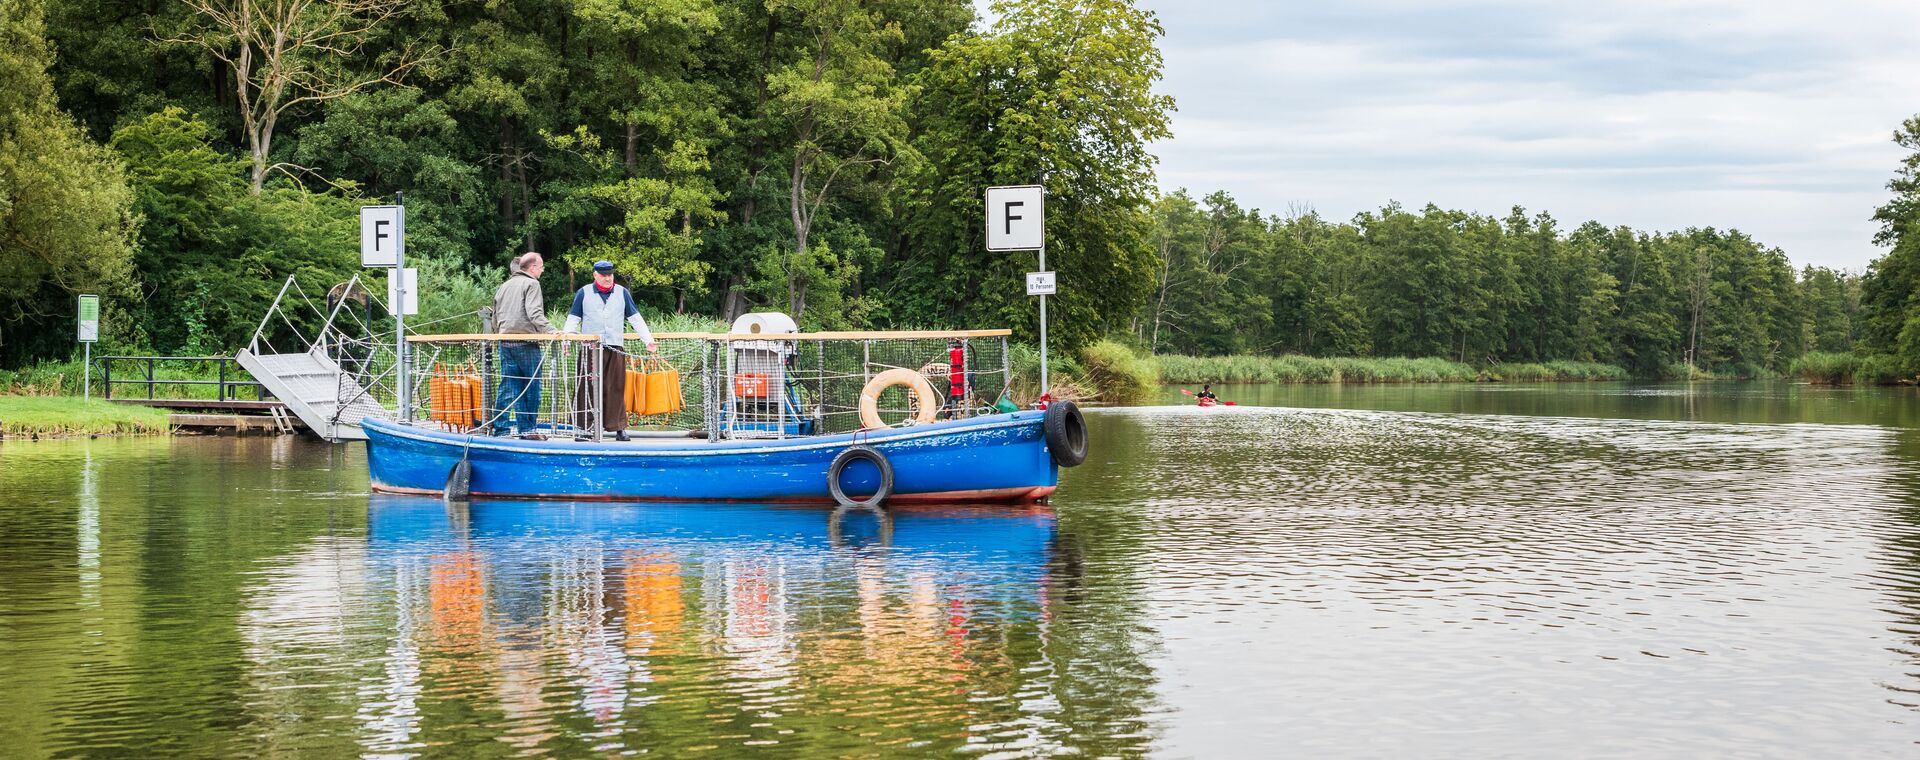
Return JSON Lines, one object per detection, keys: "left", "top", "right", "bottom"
{"left": 0, "top": 396, "right": 173, "bottom": 437}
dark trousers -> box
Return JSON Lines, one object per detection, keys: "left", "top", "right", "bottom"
{"left": 572, "top": 346, "right": 627, "bottom": 433}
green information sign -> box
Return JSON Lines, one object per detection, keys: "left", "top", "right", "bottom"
{"left": 77, "top": 294, "right": 99, "bottom": 342}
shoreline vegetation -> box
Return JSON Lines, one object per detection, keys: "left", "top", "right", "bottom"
{"left": 1787, "top": 351, "right": 1911, "bottom": 386}
{"left": 1068, "top": 339, "right": 1715, "bottom": 404}
{"left": 4, "top": 340, "right": 1907, "bottom": 440}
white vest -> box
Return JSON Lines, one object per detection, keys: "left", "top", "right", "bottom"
{"left": 579, "top": 284, "right": 631, "bottom": 347}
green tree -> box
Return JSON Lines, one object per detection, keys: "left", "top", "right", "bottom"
{"left": 170, "top": 0, "right": 428, "bottom": 193}
{"left": 894, "top": 0, "right": 1174, "bottom": 350}
{"left": 764, "top": 0, "right": 913, "bottom": 319}
{"left": 112, "top": 107, "right": 358, "bottom": 354}
{"left": 0, "top": 0, "right": 139, "bottom": 365}
{"left": 1861, "top": 116, "right": 1920, "bottom": 370}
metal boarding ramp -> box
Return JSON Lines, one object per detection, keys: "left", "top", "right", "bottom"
{"left": 240, "top": 275, "right": 397, "bottom": 442}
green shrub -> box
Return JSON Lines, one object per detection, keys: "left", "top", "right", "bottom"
{"left": 1080, "top": 339, "right": 1159, "bottom": 403}
{"left": 1790, "top": 351, "right": 1858, "bottom": 384}
{"left": 1856, "top": 354, "right": 1911, "bottom": 385}
{"left": 649, "top": 312, "right": 730, "bottom": 334}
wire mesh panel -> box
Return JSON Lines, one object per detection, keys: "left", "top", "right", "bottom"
{"left": 728, "top": 335, "right": 1013, "bottom": 438}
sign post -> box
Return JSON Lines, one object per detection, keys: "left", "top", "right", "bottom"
{"left": 77, "top": 294, "right": 98, "bottom": 401}
{"left": 362, "top": 195, "right": 409, "bottom": 421}
{"left": 986, "top": 185, "right": 1048, "bottom": 401}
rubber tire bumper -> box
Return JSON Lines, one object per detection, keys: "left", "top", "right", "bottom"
{"left": 829, "top": 445, "right": 894, "bottom": 509}
{"left": 1043, "top": 400, "right": 1088, "bottom": 467}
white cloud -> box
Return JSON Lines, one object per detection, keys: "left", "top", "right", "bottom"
{"left": 1140, "top": 0, "right": 1920, "bottom": 270}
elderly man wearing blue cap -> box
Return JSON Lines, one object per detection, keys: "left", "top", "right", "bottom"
{"left": 563, "top": 260, "right": 656, "bottom": 440}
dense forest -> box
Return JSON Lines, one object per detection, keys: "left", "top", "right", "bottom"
{"left": 1140, "top": 196, "right": 1862, "bottom": 378}
{"left": 1, "top": 0, "right": 1916, "bottom": 380}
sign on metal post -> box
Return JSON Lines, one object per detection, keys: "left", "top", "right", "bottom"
{"left": 987, "top": 185, "right": 1050, "bottom": 401}
{"left": 386, "top": 267, "right": 419, "bottom": 316}
{"left": 360, "top": 205, "right": 404, "bottom": 267}
{"left": 76, "top": 294, "right": 99, "bottom": 342}
{"left": 77, "top": 294, "right": 99, "bottom": 401}
{"left": 985, "top": 185, "right": 1045, "bottom": 251}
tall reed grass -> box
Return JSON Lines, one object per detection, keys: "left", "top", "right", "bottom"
{"left": 1485, "top": 361, "right": 1630, "bottom": 382}
{"left": 1156, "top": 354, "right": 1483, "bottom": 384}
{"left": 1791, "top": 351, "right": 1913, "bottom": 385}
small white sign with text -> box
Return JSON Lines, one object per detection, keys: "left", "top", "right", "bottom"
{"left": 1026, "top": 271, "right": 1056, "bottom": 296}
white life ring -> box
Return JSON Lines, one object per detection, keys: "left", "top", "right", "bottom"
{"left": 859, "top": 368, "right": 941, "bottom": 429}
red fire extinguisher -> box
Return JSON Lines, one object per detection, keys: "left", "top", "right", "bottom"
{"left": 948, "top": 341, "right": 967, "bottom": 407}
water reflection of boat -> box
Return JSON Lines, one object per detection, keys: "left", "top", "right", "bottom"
{"left": 354, "top": 496, "right": 1059, "bottom": 746}
{"left": 369, "top": 497, "right": 1056, "bottom": 565}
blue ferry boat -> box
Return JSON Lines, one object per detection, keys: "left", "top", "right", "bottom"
{"left": 365, "top": 320, "right": 1087, "bottom": 505}
{"left": 364, "top": 407, "right": 1081, "bottom": 504}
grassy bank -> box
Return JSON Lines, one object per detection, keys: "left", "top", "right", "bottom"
{"left": 1485, "top": 361, "right": 1631, "bottom": 382}
{"left": 1789, "top": 351, "right": 1911, "bottom": 385}
{"left": 0, "top": 396, "right": 173, "bottom": 437}
{"left": 1156, "top": 353, "right": 1606, "bottom": 384}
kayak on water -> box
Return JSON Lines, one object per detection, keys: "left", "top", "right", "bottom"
{"left": 1181, "top": 388, "right": 1234, "bottom": 406}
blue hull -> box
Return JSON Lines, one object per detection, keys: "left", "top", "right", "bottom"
{"left": 362, "top": 413, "right": 1060, "bottom": 503}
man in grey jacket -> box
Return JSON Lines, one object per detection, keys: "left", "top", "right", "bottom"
{"left": 490, "top": 252, "right": 559, "bottom": 437}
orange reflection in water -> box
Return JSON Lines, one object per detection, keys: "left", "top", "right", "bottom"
{"left": 429, "top": 552, "right": 489, "bottom": 649}
{"left": 621, "top": 550, "right": 683, "bottom": 659}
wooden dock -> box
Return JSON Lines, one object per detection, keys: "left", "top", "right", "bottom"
{"left": 167, "top": 412, "right": 307, "bottom": 434}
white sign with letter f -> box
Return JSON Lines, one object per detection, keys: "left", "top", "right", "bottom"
{"left": 985, "top": 185, "right": 1044, "bottom": 251}
{"left": 361, "top": 205, "right": 404, "bottom": 267}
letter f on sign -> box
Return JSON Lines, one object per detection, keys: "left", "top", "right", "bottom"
{"left": 1005, "top": 201, "right": 1023, "bottom": 234}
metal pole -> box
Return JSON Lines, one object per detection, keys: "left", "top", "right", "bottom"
{"left": 1038, "top": 245, "right": 1048, "bottom": 402}
{"left": 83, "top": 343, "right": 91, "bottom": 401}
{"left": 394, "top": 191, "right": 409, "bottom": 423}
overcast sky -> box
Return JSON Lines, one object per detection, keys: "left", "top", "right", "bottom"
{"left": 1107, "top": 0, "right": 1920, "bottom": 271}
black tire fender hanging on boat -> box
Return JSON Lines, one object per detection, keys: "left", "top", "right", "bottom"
{"left": 1043, "top": 400, "right": 1088, "bottom": 468}
{"left": 828, "top": 445, "right": 894, "bottom": 509}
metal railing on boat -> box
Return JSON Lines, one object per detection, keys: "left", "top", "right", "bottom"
{"left": 403, "top": 329, "right": 1017, "bottom": 443}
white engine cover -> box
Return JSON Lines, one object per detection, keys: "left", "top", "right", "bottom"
{"left": 731, "top": 312, "right": 798, "bottom": 335}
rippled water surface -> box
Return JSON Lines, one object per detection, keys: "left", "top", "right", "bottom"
{"left": 6, "top": 383, "right": 1920, "bottom": 757}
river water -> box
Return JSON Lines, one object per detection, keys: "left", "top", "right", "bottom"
{"left": 3, "top": 382, "right": 1919, "bottom": 757}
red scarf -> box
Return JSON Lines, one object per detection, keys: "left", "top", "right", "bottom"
{"left": 594, "top": 282, "right": 613, "bottom": 295}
